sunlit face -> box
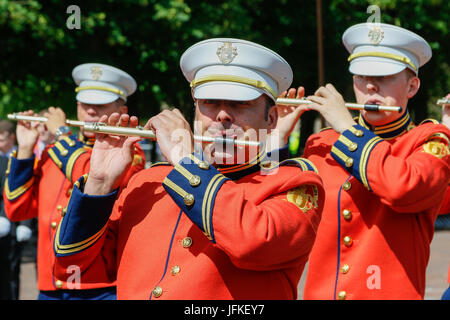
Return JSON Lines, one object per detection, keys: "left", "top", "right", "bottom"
{"left": 0, "top": 131, "right": 15, "bottom": 154}
{"left": 77, "top": 100, "right": 128, "bottom": 138}
{"left": 353, "top": 69, "right": 420, "bottom": 126}
{"left": 193, "top": 94, "right": 276, "bottom": 165}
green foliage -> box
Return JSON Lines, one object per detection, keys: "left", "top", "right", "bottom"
{"left": 0, "top": 0, "right": 448, "bottom": 149}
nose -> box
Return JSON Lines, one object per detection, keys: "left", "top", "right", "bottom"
{"left": 86, "top": 104, "right": 97, "bottom": 114}
{"left": 84, "top": 104, "right": 99, "bottom": 116}
{"left": 365, "top": 77, "right": 379, "bottom": 94}
{"left": 215, "top": 102, "right": 234, "bottom": 125}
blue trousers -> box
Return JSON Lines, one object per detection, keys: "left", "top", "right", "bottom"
{"left": 38, "top": 287, "right": 116, "bottom": 300}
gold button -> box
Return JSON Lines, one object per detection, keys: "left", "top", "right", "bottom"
{"left": 57, "top": 205, "right": 62, "bottom": 211}
{"left": 55, "top": 280, "right": 63, "bottom": 289}
{"left": 354, "top": 130, "right": 364, "bottom": 137}
{"left": 61, "top": 150, "right": 68, "bottom": 156}
{"left": 345, "top": 158, "right": 354, "bottom": 168}
{"left": 182, "top": 237, "right": 193, "bottom": 248}
{"left": 348, "top": 142, "right": 358, "bottom": 152}
{"left": 61, "top": 208, "right": 67, "bottom": 217}
{"left": 171, "top": 265, "right": 180, "bottom": 275}
{"left": 342, "top": 181, "right": 351, "bottom": 191}
{"left": 51, "top": 222, "right": 57, "bottom": 229}
{"left": 341, "top": 264, "right": 350, "bottom": 274}
{"left": 66, "top": 188, "right": 73, "bottom": 197}
{"left": 152, "top": 286, "right": 163, "bottom": 298}
{"left": 183, "top": 193, "right": 195, "bottom": 206}
{"left": 198, "top": 161, "right": 210, "bottom": 170}
{"left": 68, "top": 140, "right": 76, "bottom": 147}
{"left": 342, "top": 209, "right": 352, "bottom": 220}
{"left": 343, "top": 236, "right": 353, "bottom": 247}
{"left": 337, "top": 291, "right": 346, "bottom": 300}
{"left": 189, "top": 175, "right": 201, "bottom": 187}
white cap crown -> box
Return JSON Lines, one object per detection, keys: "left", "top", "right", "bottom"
{"left": 180, "top": 38, "right": 293, "bottom": 102}
{"left": 342, "top": 23, "right": 432, "bottom": 76}
{"left": 72, "top": 63, "right": 137, "bottom": 105}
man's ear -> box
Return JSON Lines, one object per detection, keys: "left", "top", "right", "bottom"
{"left": 267, "top": 105, "right": 278, "bottom": 130}
{"left": 406, "top": 76, "right": 420, "bottom": 100}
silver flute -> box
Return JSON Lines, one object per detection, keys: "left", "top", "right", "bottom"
{"left": 7, "top": 113, "right": 262, "bottom": 147}
{"left": 276, "top": 98, "right": 402, "bottom": 112}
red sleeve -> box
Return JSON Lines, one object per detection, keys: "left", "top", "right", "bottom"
{"left": 438, "top": 186, "right": 450, "bottom": 215}
{"left": 211, "top": 171, "right": 324, "bottom": 271}
{"left": 330, "top": 124, "right": 450, "bottom": 213}
{"left": 366, "top": 130, "right": 450, "bottom": 212}
{"left": 53, "top": 149, "right": 145, "bottom": 283}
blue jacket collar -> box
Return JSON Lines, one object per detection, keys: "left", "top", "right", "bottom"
{"left": 358, "top": 109, "right": 414, "bottom": 139}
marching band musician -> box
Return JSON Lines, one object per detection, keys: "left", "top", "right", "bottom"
{"left": 3, "top": 63, "right": 145, "bottom": 300}
{"left": 52, "top": 38, "right": 325, "bottom": 299}
{"left": 295, "top": 23, "right": 450, "bottom": 299}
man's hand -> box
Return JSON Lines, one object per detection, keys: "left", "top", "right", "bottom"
{"left": 84, "top": 113, "right": 141, "bottom": 196}
{"left": 16, "top": 110, "right": 40, "bottom": 159}
{"left": 275, "top": 86, "right": 307, "bottom": 145}
{"left": 0, "top": 217, "right": 11, "bottom": 238}
{"left": 147, "top": 108, "right": 194, "bottom": 165}
{"left": 16, "top": 225, "right": 32, "bottom": 242}
{"left": 307, "top": 84, "right": 357, "bottom": 133}
{"left": 43, "top": 107, "right": 67, "bottom": 136}
{"left": 265, "top": 86, "right": 308, "bottom": 153}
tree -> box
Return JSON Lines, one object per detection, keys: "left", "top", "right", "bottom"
{"left": 0, "top": 0, "right": 448, "bottom": 153}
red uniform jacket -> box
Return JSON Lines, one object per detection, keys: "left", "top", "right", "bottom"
{"left": 303, "top": 112, "right": 450, "bottom": 300}
{"left": 53, "top": 151, "right": 324, "bottom": 299}
{"left": 438, "top": 186, "right": 450, "bottom": 215}
{"left": 3, "top": 133, "right": 145, "bottom": 291}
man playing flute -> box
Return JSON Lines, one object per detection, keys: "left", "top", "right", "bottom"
{"left": 52, "top": 38, "right": 325, "bottom": 299}
{"left": 4, "top": 63, "right": 145, "bottom": 299}
{"left": 288, "top": 23, "right": 449, "bottom": 300}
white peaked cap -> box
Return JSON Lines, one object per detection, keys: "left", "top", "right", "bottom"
{"left": 72, "top": 63, "right": 137, "bottom": 105}
{"left": 342, "top": 23, "right": 432, "bottom": 76}
{"left": 180, "top": 38, "right": 293, "bottom": 102}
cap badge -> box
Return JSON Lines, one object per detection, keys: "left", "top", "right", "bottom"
{"left": 90, "top": 66, "right": 103, "bottom": 80}
{"left": 216, "top": 42, "right": 237, "bottom": 64}
{"left": 368, "top": 26, "right": 384, "bottom": 45}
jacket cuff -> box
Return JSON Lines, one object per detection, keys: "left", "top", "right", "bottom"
{"left": 331, "top": 124, "right": 383, "bottom": 190}
{"left": 4, "top": 154, "right": 35, "bottom": 201}
{"left": 162, "top": 152, "right": 230, "bottom": 243}
{"left": 54, "top": 174, "right": 118, "bottom": 257}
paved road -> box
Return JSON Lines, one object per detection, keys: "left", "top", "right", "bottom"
{"left": 18, "top": 230, "right": 450, "bottom": 300}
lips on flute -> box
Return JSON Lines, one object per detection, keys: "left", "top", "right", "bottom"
{"left": 276, "top": 98, "right": 402, "bottom": 113}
